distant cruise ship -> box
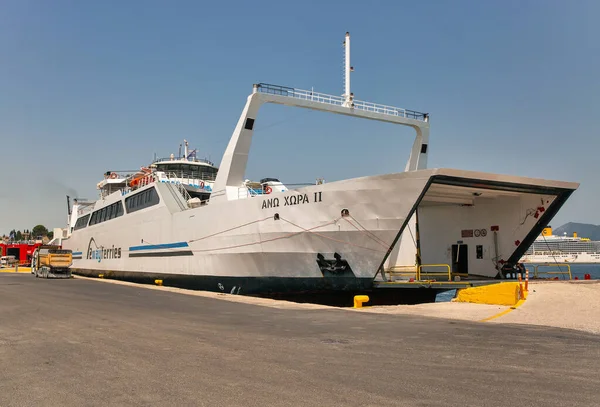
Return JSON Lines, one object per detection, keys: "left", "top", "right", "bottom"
{"left": 520, "top": 227, "right": 600, "bottom": 263}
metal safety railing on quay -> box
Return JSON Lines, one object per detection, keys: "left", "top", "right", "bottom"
{"left": 254, "top": 83, "right": 428, "bottom": 121}
{"left": 532, "top": 264, "right": 572, "bottom": 280}
{"left": 385, "top": 264, "right": 453, "bottom": 282}
{"left": 385, "top": 266, "right": 418, "bottom": 281}
{"left": 417, "top": 264, "right": 452, "bottom": 281}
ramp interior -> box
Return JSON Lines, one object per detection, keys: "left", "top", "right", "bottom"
{"left": 385, "top": 171, "right": 577, "bottom": 280}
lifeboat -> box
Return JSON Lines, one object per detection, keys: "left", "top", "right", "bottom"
{"left": 129, "top": 167, "right": 153, "bottom": 188}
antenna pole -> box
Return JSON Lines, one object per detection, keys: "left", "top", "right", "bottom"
{"left": 343, "top": 32, "right": 353, "bottom": 108}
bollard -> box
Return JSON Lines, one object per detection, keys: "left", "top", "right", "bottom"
{"left": 525, "top": 269, "right": 529, "bottom": 291}
{"left": 353, "top": 295, "right": 370, "bottom": 308}
{"left": 584, "top": 273, "right": 591, "bottom": 280}
{"left": 517, "top": 274, "right": 524, "bottom": 299}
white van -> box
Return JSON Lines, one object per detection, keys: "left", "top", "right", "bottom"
{"left": 0, "top": 255, "right": 17, "bottom": 268}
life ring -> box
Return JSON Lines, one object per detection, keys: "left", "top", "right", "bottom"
{"left": 199, "top": 181, "right": 205, "bottom": 188}
{"left": 265, "top": 186, "right": 272, "bottom": 194}
{"left": 109, "top": 172, "right": 118, "bottom": 179}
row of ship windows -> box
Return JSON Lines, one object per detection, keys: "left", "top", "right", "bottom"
{"left": 73, "top": 187, "right": 160, "bottom": 231}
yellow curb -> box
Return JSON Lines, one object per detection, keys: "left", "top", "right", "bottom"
{"left": 480, "top": 298, "right": 526, "bottom": 322}
{"left": 0, "top": 267, "right": 32, "bottom": 273}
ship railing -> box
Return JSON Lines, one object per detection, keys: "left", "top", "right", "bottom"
{"left": 152, "top": 156, "right": 216, "bottom": 166}
{"left": 418, "top": 264, "right": 452, "bottom": 281}
{"left": 385, "top": 266, "right": 417, "bottom": 281}
{"left": 385, "top": 264, "right": 453, "bottom": 282}
{"left": 117, "top": 172, "right": 156, "bottom": 196}
{"left": 156, "top": 171, "right": 216, "bottom": 183}
{"left": 156, "top": 172, "right": 213, "bottom": 193}
{"left": 532, "top": 264, "right": 572, "bottom": 280}
{"left": 247, "top": 187, "right": 265, "bottom": 196}
{"left": 255, "top": 83, "right": 428, "bottom": 121}
{"left": 162, "top": 172, "right": 194, "bottom": 202}
{"left": 238, "top": 186, "right": 268, "bottom": 199}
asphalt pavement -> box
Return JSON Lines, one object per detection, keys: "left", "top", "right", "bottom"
{"left": 0, "top": 273, "right": 598, "bottom": 407}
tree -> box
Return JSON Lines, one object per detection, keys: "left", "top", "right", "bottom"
{"left": 15, "top": 230, "right": 22, "bottom": 241}
{"left": 32, "top": 225, "right": 49, "bottom": 238}
{"left": 47, "top": 231, "right": 54, "bottom": 240}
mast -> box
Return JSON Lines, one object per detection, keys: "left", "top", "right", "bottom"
{"left": 343, "top": 32, "right": 354, "bottom": 108}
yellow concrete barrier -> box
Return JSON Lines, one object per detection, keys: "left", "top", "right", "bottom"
{"left": 0, "top": 266, "right": 32, "bottom": 273}
{"left": 454, "top": 282, "right": 526, "bottom": 306}
{"left": 353, "top": 295, "right": 370, "bottom": 308}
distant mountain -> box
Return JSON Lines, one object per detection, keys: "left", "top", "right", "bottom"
{"left": 553, "top": 223, "right": 600, "bottom": 241}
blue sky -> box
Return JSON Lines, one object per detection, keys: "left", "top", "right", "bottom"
{"left": 1, "top": 0, "right": 598, "bottom": 233}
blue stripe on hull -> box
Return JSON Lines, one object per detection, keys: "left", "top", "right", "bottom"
{"left": 128, "top": 250, "right": 193, "bottom": 258}
{"left": 129, "top": 242, "right": 189, "bottom": 251}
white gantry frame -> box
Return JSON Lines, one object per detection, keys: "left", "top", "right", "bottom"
{"left": 211, "top": 32, "right": 430, "bottom": 202}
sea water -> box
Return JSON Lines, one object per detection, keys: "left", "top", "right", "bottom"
{"left": 434, "top": 264, "right": 600, "bottom": 303}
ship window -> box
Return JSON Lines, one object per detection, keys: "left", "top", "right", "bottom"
{"left": 115, "top": 201, "right": 124, "bottom": 217}
{"left": 111, "top": 201, "right": 124, "bottom": 220}
{"left": 88, "top": 201, "right": 125, "bottom": 226}
{"left": 125, "top": 187, "right": 160, "bottom": 213}
{"left": 74, "top": 214, "right": 91, "bottom": 230}
{"left": 89, "top": 211, "right": 97, "bottom": 226}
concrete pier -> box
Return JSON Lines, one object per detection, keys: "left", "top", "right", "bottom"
{"left": 0, "top": 274, "right": 598, "bottom": 407}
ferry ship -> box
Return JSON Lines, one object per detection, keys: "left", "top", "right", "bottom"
{"left": 58, "top": 33, "right": 579, "bottom": 300}
{"left": 520, "top": 227, "right": 600, "bottom": 263}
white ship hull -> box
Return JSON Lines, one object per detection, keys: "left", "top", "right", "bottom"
{"left": 64, "top": 172, "right": 423, "bottom": 294}
{"left": 62, "top": 167, "right": 579, "bottom": 296}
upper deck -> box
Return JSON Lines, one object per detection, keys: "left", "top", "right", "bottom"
{"left": 151, "top": 156, "right": 217, "bottom": 168}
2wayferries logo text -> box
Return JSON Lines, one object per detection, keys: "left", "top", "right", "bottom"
{"left": 86, "top": 237, "right": 122, "bottom": 262}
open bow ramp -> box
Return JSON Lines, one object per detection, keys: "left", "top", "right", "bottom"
{"left": 383, "top": 168, "right": 578, "bottom": 282}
